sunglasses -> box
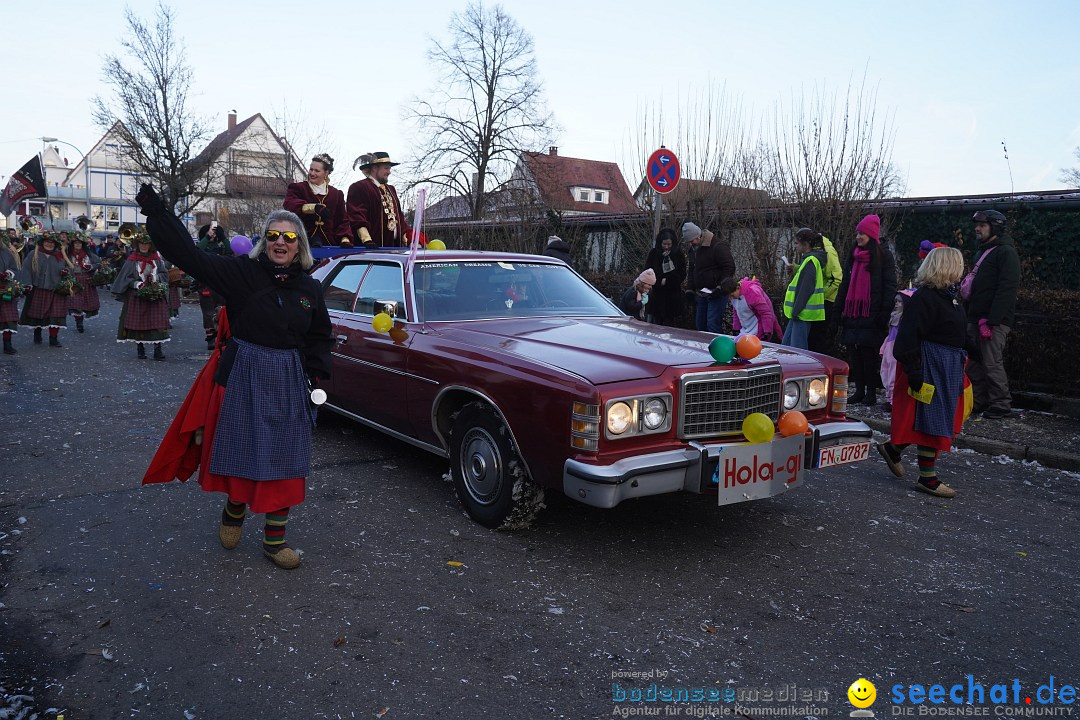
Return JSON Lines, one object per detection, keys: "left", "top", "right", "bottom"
{"left": 265, "top": 230, "right": 299, "bottom": 244}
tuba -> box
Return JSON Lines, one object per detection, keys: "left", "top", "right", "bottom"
{"left": 75, "top": 215, "right": 96, "bottom": 232}
{"left": 117, "top": 222, "right": 138, "bottom": 246}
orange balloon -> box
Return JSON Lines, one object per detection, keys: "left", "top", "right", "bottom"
{"left": 736, "top": 334, "right": 762, "bottom": 360}
{"left": 777, "top": 410, "right": 808, "bottom": 437}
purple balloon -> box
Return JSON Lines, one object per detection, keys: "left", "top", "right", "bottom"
{"left": 230, "top": 235, "right": 253, "bottom": 255}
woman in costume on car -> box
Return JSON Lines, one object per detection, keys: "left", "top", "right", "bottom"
{"left": 876, "top": 247, "right": 970, "bottom": 498}
{"left": 18, "top": 232, "right": 74, "bottom": 347}
{"left": 110, "top": 229, "right": 171, "bottom": 360}
{"left": 67, "top": 233, "right": 101, "bottom": 333}
{"left": 282, "top": 153, "right": 352, "bottom": 247}
{"left": 136, "top": 184, "right": 333, "bottom": 570}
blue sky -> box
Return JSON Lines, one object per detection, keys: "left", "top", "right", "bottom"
{"left": 3, "top": 0, "right": 1078, "bottom": 199}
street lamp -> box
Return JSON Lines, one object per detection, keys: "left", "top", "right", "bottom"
{"left": 41, "top": 137, "right": 91, "bottom": 229}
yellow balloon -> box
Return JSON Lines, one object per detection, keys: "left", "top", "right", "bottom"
{"left": 741, "top": 412, "right": 775, "bottom": 444}
{"left": 372, "top": 312, "right": 393, "bottom": 333}
{"left": 426, "top": 239, "right": 446, "bottom": 250}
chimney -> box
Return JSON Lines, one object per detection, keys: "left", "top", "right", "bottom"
{"left": 549, "top": 146, "right": 558, "bottom": 156}
{"left": 228, "top": 111, "right": 237, "bottom": 131}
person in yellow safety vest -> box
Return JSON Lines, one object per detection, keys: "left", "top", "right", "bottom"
{"left": 782, "top": 231, "right": 827, "bottom": 349}
{"left": 800, "top": 228, "right": 843, "bottom": 353}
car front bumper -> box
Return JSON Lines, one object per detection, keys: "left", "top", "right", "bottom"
{"left": 562, "top": 419, "right": 873, "bottom": 509}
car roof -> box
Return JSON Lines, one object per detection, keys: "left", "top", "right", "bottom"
{"left": 329, "top": 249, "right": 565, "bottom": 265}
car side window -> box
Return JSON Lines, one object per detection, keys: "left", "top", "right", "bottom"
{"left": 324, "top": 263, "right": 368, "bottom": 312}
{"left": 355, "top": 263, "right": 406, "bottom": 318}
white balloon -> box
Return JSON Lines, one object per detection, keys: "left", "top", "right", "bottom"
{"left": 310, "top": 388, "right": 327, "bottom": 405}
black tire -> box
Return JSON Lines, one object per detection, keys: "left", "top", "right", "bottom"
{"left": 449, "top": 401, "right": 545, "bottom": 529}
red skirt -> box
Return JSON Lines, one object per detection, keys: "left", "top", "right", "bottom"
{"left": 69, "top": 271, "right": 101, "bottom": 316}
{"left": 889, "top": 365, "right": 970, "bottom": 451}
{"left": 142, "top": 313, "right": 305, "bottom": 513}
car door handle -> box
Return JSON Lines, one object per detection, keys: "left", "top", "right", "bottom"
{"left": 336, "top": 335, "right": 348, "bottom": 344}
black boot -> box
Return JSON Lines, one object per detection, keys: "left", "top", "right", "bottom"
{"left": 49, "top": 333, "right": 61, "bottom": 348}
{"left": 33, "top": 328, "right": 42, "bottom": 344}
{"left": 153, "top": 343, "right": 165, "bottom": 361}
{"left": 76, "top": 316, "right": 85, "bottom": 333}
{"left": 137, "top": 343, "right": 147, "bottom": 359}
{"left": 205, "top": 332, "right": 216, "bottom": 351}
{"left": 2, "top": 336, "right": 15, "bottom": 355}
{"left": 849, "top": 385, "right": 865, "bottom": 404}
{"left": 861, "top": 388, "right": 877, "bottom": 406}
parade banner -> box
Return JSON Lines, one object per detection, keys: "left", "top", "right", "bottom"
{"left": 0, "top": 155, "right": 47, "bottom": 217}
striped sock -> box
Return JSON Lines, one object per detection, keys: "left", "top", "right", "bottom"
{"left": 263, "top": 508, "right": 291, "bottom": 551}
{"left": 917, "top": 445, "right": 939, "bottom": 487}
{"left": 222, "top": 500, "right": 246, "bottom": 526}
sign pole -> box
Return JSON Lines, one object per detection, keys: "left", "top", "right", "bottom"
{"left": 652, "top": 191, "right": 661, "bottom": 239}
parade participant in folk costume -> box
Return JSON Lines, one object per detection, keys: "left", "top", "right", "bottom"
{"left": 196, "top": 223, "right": 229, "bottom": 350}
{"left": 283, "top": 153, "right": 352, "bottom": 247}
{"left": 66, "top": 233, "right": 101, "bottom": 333}
{"left": 136, "top": 184, "right": 333, "bottom": 570}
{"left": 1, "top": 233, "right": 28, "bottom": 354}
{"left": 18, "top": 232, "right": 75, "bottom": 347}
{"left": 346, "top": 152, "right": 415, "bottom": 248}
{"left": 110, "top": 226, "right": 170, "bottom": 360}
{"left": 876, "top": 247, "right": 972, "bottom": 498}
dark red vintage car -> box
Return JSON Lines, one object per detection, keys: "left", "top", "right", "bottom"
{"left": 311, "top": 249, "right": 872, "bottom": 528}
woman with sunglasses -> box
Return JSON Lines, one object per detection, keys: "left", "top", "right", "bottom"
{"left": 135, "top": 184, "right": 333, "bottom": 570}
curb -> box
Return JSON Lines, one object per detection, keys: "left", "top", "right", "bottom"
{"left": 850, "top": 414, "right": 1080, "bottom": 473}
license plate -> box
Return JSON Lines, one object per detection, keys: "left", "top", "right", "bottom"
{"left": 816, "top": 440, "right": 871, "bottom": 468}
{"left": 705, "top": 433, "right": 806, "bottom": 506}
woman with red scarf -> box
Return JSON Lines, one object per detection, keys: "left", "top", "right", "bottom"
{"left": 18, "top": 232, "right": 74, "bottom": 347}
{"left": 835, "top": 214, "right": 897, "bottom": 406}
{"left": 67, "top": 234, "right": 101, "bottom": 333}
{"left": 110, "top": 230, "right": 170, "bottom": 359}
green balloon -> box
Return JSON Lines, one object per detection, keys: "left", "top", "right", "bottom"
{"left": 709, "top": 335, "right": 737, "bottom": 363}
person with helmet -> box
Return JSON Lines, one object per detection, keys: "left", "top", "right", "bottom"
{"left": 781, "top": 231, "right": 827, "bottom": 349}
{"left": 962, "top": 209, "right": 1020, "bottom": 419}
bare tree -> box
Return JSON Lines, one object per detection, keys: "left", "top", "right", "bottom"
{"left": 404, "top": 1, "right": 558, "bottom": 220}
{"left": 92, "top": 2, "right": 218, "bottom": 215}
{"left": 1061, "top": 147, "right": 1080, "bottom": 187}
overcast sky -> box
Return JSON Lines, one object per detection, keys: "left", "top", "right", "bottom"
{"left": 3, "top": 0, "right": 1079, "bottom": 199}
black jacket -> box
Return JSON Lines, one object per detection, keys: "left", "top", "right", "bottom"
{"left": 894, "top": 286, "right": 967, "bottom": 378}
{"left": 965, "top": 235, "right": 1020, "bottom": 326}
{"left": 643, "top": 245, "right": 686, "bottom": 319}
{"left": 835, "top": 243, "right": 897, "bottom": 346}
{"left": 693, "top": 231, "right": 736, "bottom": 290}
{"left": 136, "top": 186, "right": 333, "bottom": 380}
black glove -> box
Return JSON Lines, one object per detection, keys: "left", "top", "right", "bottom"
{"left": 135, "top": 184, "right": 166, "bottom": 218}
{"left": 314, "top": 203, "right": 330, "bottom": 221}
{"left": 907, "top": 370, "right": 924, "bottom": 392}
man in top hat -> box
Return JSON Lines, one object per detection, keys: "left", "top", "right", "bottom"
{"left": 283, "top": 153, "right": 352, "bottom": 247}
{"left": 346, "top": 152, "right": 412, "bottom": 248}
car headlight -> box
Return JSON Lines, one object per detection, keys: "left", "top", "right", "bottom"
{"left": 807, "top": 378, "right": 827, "bottom": 407}
{"left": 783, "top": 381, "right": 801, "bottom": 410}
{"left": 607, "top": 401, "right": 634, "bottom": 435}
{"left": 642, "top": 397, "right": 667, "bottom": 430}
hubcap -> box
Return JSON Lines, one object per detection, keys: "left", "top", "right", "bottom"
{"left": 459, "top": 427, "right": 502, "bottom": 505}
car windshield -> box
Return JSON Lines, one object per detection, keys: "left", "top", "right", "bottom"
{"left": 413, "top": 260, "right": 620, "bottom": 322}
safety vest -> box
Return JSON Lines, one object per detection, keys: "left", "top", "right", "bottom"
{"left": 783, "top": 255, "right": 826, "bottom": 321}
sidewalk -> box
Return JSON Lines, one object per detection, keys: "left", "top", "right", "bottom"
{"left": 848, "top": 400, "right": 1080, "bottom": 472}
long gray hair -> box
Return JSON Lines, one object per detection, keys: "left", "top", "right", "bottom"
{"left": 250, "top": 209, "right": 314, "bottom": 269}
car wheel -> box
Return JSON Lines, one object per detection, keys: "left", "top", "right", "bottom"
{"left": 449, "top": 401, "right": 545, "bottom": 529}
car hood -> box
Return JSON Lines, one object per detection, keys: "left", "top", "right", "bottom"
{"left": 435, "top": 317, "right": 827, "bottom": 385}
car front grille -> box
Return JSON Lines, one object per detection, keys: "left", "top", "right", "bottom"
{"left": 678, "top": 366, "right": 782, "bottom": 439}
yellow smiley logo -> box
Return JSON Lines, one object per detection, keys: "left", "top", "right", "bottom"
{"left": 848, "top": 678, "right": 877, "bottom": 708}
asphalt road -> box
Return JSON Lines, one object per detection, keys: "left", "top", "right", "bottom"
{"left": 2, "top": 295, "right": 1078, "bottom": 719}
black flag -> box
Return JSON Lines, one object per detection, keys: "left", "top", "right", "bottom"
{"left": 0, "top": 155, "right": 47, "bottom": 217}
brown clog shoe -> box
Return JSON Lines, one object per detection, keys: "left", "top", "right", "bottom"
{"left": 219, "top": 522, "right": 242, "bottom": 550}
{"left": 915, "top": 480, "right": 956, "bottom": 498}
{"left": 263, "top": 545, "right": 301, "bottom": 569}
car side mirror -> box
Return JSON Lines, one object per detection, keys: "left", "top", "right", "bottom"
{"left": 376, "top": 300, "right": 401, "bottom": 318}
